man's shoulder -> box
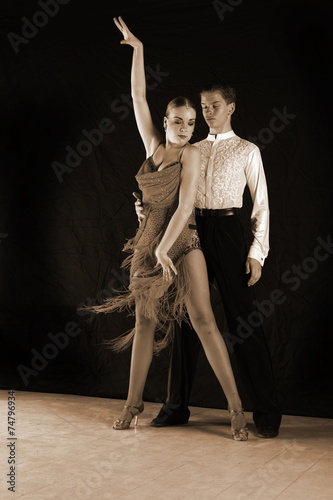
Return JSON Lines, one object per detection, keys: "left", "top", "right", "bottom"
{"left": 192, "top": 140, "right": 210, "bottom": 155}
{"left": 236, "top": 136, "right": 260, "bottom": 156}
{"left": 192, "top": 139, "right": 206, "bottom": 148}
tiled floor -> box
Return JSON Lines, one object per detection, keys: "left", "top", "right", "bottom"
{"left": 0, "top": 390, "right": 332, "bottom": 500}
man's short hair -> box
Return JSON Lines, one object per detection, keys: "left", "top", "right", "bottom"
{"left": 200, "top": 83, "right": 236, "bottom": 105}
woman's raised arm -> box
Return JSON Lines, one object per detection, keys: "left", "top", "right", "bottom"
{"left": 114, "top": 17, "right": 162, "bottom": 155}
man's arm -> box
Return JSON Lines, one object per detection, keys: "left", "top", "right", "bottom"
{"left": 244, "top": 146, "right": 270, "bottom": 285}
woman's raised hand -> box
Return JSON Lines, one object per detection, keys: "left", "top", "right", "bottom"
{"left": 113, "top": 16, "right": 143, "bottom": 49}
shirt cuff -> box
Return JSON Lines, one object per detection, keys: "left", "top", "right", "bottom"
{"left": 248, "top": 247, "right": 266, "bottom": 266}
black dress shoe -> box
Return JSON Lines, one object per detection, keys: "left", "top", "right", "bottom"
{"left": 150, "top": 406, "right": 190, "bottom": 427}
{"left": 256, "top": 426, "right": 279, "bottom": 438}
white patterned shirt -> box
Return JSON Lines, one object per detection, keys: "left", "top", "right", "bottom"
{"left": 193, "top": 130, "right": 269, "bottom": 265}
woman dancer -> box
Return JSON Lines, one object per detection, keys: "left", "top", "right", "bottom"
{"left": 90, "top": 16, "right": 248, "bottom": 441}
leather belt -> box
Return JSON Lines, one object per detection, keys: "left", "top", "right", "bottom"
{"left": 195, "top": 207, "right": 239, "bottom": 216}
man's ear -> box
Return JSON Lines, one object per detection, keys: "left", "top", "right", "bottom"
{"left": 228, "top": 102, "right": 235, "bottom": 115}
{"left": 163, "top": 117, "right": 167, "bottom": 129}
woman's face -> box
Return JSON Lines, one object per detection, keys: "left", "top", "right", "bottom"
{"left": 164, "top": 106, "right": 196, "bottom": 145}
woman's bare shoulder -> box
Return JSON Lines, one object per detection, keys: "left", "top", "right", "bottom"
{"left": 183, "top": 143, "right": 201, "bottom": 161}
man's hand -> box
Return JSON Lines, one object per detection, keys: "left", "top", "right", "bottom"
{"left": 245, "top": 257, "right": 262, "bottom": 286}
{"left": 133, "top": 192, "right": 145, "bottom": 224}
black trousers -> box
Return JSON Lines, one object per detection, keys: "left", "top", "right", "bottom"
{"left": 166, "top": 212, "right": 282, "bottom": 429}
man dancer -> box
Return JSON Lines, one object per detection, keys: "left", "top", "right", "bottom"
{"left": 137, "top": 83, "right": 282, "bottom": 438}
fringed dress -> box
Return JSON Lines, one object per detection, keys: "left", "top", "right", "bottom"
{"left": 93, "top": 143, "right": 201, "bottom": 353}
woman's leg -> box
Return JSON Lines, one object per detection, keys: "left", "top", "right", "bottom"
{"left": 183, "top": 249, "right": 243, "bottom": 413}
{"left": 115, "top": 302, "right": 157, "bottom": 423}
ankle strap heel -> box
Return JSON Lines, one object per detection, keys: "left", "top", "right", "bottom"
{"left": 113, "top": 402, "right": 144, "bottom": 430}
{"left": 229, "top": 409, "right": 248, "bottom": 441}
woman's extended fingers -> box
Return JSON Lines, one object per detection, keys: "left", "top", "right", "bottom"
{"left": 113, "top": 16, "right": 123, "bottom": 33}
{"left": 162, "top": 265, "right": 171, "bottom": 282}
{"left": 113, "top": 16, "right": 142, "bottom": 48}
{"left": 113, "top": 16, "right": 130, "bottom": 42}
{"left": 154, "top": 254, "right": 178, "bottom": 282}
{"left": 113, "top": 16, "right": 126, "bottom": 34}
{"left": 168, "top": 260, "right": 177, "bottom": 276}
{"left": 163, "top": 263, "right": 177, "bottom": 282}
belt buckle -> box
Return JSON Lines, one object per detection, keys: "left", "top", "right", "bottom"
{"left": 225, "top": 208, "right": 235, "bottom": 216}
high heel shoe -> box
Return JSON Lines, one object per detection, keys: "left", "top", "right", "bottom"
{"left": 113, "top": 403, "right": 144, "bottom": 430}
{"left": 229, "top": 409, "right": 248, "bottom": 441}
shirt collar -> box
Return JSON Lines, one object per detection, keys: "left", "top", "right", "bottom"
{"left": 206, "top": 130, "right": 236, "bottom": 142}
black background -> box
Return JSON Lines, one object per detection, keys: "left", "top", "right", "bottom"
{"left": 1, "top": 0, "right": 332, "bottom": 418}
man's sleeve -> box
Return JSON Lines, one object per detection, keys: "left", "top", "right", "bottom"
{"left": 244, "top": 146, "right": 270, "bottom": 266}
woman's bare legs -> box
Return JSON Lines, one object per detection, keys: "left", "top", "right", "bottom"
{"left": 114, "top": 302, "right": 156, "bottom": 426}
{"left": 114, "top": 249, "right": 247, "bottom": 436}
{"left": 183, "top": 249, "right": 247, "bottom": 438}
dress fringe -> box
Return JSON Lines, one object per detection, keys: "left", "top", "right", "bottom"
{"left": 82, "top": 226, "right": 193, "bottom": 355}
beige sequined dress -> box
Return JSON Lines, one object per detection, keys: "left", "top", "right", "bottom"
{"left": 93, "top": 145, "right": 201, "bottom": 353}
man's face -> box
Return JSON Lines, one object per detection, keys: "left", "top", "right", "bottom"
{"left": 200, "top": 91, "right": 234, "bottom": 133}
